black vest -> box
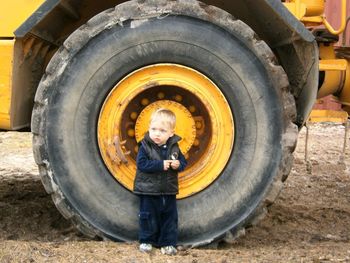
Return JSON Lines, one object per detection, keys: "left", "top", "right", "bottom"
{"left": 133, "top": 133, "right": 181, "bottom": 195}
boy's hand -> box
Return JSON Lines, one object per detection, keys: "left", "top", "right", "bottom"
{"left": 170, "top": 160, "right": 180, "bottom": 170}
{"left": 163, "top": 160, "right": 172, "bottom": 171}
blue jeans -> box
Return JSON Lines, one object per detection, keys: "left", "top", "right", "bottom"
{"left": 138, "top": 195, "right": 178, "bottom": 247}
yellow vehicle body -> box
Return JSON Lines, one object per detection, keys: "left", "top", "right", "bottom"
{"left": 0, "top": 1, "right": 44, "bottom": 37}
{"left": 0, "top": 40, "right": 14, "bottom": 129}
{"left": 0, "top": 1, "right": 44, "bottom": 129}
{"left": 0, "top": 0, "right": 348, "bottom": 246}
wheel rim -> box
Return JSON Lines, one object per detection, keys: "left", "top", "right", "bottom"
{"left": 97, "top": 64, "right": 234, "bottom": 198}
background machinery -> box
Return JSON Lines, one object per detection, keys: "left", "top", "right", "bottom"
{"left": 0, "top": 0, "right": 349, "bottom": 246}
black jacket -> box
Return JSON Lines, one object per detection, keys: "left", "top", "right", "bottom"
{"left": 133, "top": 132, "right": 187, "bottom": 195}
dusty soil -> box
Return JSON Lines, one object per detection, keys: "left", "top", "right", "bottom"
{"left": 0, "top": 123, "right": 350, "bottom": 263}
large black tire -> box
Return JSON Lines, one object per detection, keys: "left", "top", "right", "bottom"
{"left": 32, "top": 0, "right": 298, "bottom": 246}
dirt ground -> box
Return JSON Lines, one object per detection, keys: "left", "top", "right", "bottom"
{"left": 0, "top": 123, "right": 350, "bottom": 263}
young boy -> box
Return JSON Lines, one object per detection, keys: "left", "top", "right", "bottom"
{"left": 133, "top": 108, "right": 187, "bottom": 255}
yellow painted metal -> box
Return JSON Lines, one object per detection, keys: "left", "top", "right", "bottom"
{"left": 284, "top": 0, "right": 346, "bottom": 34}
{"left": 302, "top": 0, "right": 324, "bottom": 16}
{"left": 284, "top": 1, "right": 307, "bottom": 20}
{"left": 98, "top": 64, "right": 234, "bottom": 199}
{"left": 318, "top": 59, "right": 347, "bottom": 98}
{"left": 318, "top": 44, "right": 346, "bottom": 99}
{"left": 0, "top": 40, "right": 15, "bottom": 129}
{"left": 317, "top": 44, "right": 350, "bottom": 108}
{"left": 309, "top": 109, "right": 348, "bottom": 123}
{"left": 284, "top": 0, "right": 324, "bottom": 20}
{"left": 0, "top": 1, "right": 45, "bottom": 37}
{"left": 319, "top": 59, "right": 347, "bottom": 71}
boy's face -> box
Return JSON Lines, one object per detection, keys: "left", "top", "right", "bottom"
{"left": 149, "top": 119, "right": 174, "bottom": 146}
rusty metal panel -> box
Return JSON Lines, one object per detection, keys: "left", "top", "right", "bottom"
{"left": 325, "top": 0, "right": 350, "bottom": 46}
{"left": 313, "top": 95, "right": 342, "bottom": 110}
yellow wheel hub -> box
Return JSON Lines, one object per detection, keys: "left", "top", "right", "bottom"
{"left": 98, "top": 64, "right": 234, "bottom": 198}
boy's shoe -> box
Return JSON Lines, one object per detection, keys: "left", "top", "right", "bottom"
{"left": 139, "top": 243, "right": 152, "bottom": 253}
{"left": 161, "top": 246, "right": 177, "bottom": 255}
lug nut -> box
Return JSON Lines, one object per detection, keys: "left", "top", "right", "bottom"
{"left": 130, "top": 112, "right": 138, "bottom": 120}
{"left": 175, "top": 94, "right": 183, "bottom": 102}
{"left": 157, "top": 92, "right": 165, "bottom": 99}
{"left": 127, "top": 129, "right": 135, "bottom": 137}
{"left": 141, "top": 98, "right": 149, "bottom": 106}
{"left": 195, "top": 121, "right": 202, "bottom": 129}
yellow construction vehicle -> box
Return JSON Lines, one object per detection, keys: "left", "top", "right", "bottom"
{"left": 1, "top": 0, "right": 349, "bottom": 246}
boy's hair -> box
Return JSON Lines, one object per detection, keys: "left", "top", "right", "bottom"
{"left": 150, "top": 108, "right": 176, "bottom": 130}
